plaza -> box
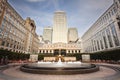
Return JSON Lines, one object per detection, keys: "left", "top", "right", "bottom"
{"left": 0, "top": 63, "right": 120, "bottom": 80}
{"left": 0, "top": 0, "right": 120, "bottom": 80}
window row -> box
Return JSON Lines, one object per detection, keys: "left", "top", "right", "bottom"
{"left": 84, "top": 23, "right": 120, "bottom": 53}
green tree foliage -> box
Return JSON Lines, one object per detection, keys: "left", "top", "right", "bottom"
{"left": 66, "top": 53, "right": 82, "bottom": 61}
{"left": 38, "top": 53, "right": 54, "bottom": 60}
{"left": 0, "top": 49, "right": 30, "bottom": 61}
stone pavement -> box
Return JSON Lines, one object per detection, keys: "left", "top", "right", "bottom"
{"left": 0, "top": 63, "right": 120, "bottom": 80}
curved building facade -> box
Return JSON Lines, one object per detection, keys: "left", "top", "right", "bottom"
{"left": 82, "top": 0, "right": 120, "bottom": 53}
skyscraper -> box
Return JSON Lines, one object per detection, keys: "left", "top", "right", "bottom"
{"left": 68, "top": 28, "right": 78, "bottom": 42}
{"left": 40, "top": 11, "right": 81, "bottom": 55}
{"left": 52, "top": 11, "right": 68, "bottom": 43}
{"left": 43, "top": 27, "right": 52, "bottom": 43}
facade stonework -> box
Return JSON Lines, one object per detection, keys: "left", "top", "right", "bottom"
{"left": 82, "top": 0, "right": 120, "bottom": 53}
{"left": 52, "top": 11, "right": 68, "bottom": 43}
{"left": 25, "top": 17, "right": 39, "bottom": 53}
{"left": 0, "top": 0, "right": 39, "bottom": 53}
{"left": 68, "top": 28, "right": 78, "bottom": 42}
{"left": 2, "top": 0, "right": 118, "bottom": 55}
{"left": 40, "top": 11, "right": 81, "bottom": 55}
{"left": 39, "top": 42, "right": 81, "bottom": 55}
{"left": 43, "top": 27, "right": 52, "bottom": 43}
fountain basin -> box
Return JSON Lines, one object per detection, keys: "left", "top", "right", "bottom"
{"left": 20, "top": 62, "right": 99, "bottom": 74}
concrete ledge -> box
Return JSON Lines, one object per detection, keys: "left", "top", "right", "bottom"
{"left": 0, "top": 65, "right": 8, "bottom": 70}
{"left": 20, "top": 64, "right": 99, "bottom": 75}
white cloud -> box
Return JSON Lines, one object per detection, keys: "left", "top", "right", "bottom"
{"left": 67, "top": 0, "right": 113, "bottom": 37}
{"left": 9, "top": 0, "right": 113, "bottom": 37}
{"left": 36, "top": 26, "right": 44, "bottom": 35}
{"left": 13, "top": 3, "right": 53, "bottom": 35}
{"left": 27, "top": 0, "right": 59, "bottom": 10}
{"left": 27, "top": 0, "right": 46, "bottom": 2}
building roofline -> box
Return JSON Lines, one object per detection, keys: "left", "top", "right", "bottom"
{"left": 81, "top": 3, "right": 114, "bottom": 38}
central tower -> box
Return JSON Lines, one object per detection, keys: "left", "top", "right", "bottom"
{"left": 52, "top": 11, "right": 68, "bottom": 43}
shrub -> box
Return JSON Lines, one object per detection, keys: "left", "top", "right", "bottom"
{"left": 66, "top": 53, "right": 82, "bottom": 61}
{"left": 90, "top": 49, "right": 120, "bottom": 61}
{"left": 0, "top": 49, "right": 30, "bottom": 61}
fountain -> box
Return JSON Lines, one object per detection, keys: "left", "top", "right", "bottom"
{"left": 57, "top": 55, "right": 62, "bottom": 65}
{"left": 20, "top": 55, "right": 99, "bottom": 74}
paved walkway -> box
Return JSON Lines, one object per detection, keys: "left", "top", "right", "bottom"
{"left": 0, "top": 63, "right": 120, "bottom": 80}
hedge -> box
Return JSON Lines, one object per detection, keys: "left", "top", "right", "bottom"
{"left": 64, "top": 53, "right": 82, "bottom": 61}
{"left": 0, "top": 49, "right": 30, "bottom": 61}
{"left": 90, "top": 49, "right": 120, "bottom": 61}
{"left": 38, "top": 53, "right": 54, "bottom": 60}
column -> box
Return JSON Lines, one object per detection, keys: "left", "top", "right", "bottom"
{"left": 101, "top": 31, "right": 106, "bottom": 50}
{"left": 94, "top": 39, "right": 98, "bottom": 51}
{"left": 77, "top": 50, "right": 79, "bottom": 53}
{"left": 98, "top": 37, "right": 102, "bottom": 51}
{"left": 41, "top": 50, "right": 43, "bottom": 53}
{"left": 44, "top": 50, "right": 46, "bottom": 53}
{"left": 114, "top": 21, "right": 120, "bottom": 45}
{"left": 52, "top": 50, "right": 54, "bottom": 53}
{"left": 70, "top": 50, "right": 72, "bottom": 53}
{"left": 105, "top": 29, "right": 111, "bottom": 48}
{"left": 66, "top": 50, "right": 68, "bottom": 53}
{"left": 109, "top": 26, "right": 116, "bottom": 47}
{"left": 73, "top": 50, "right": 75, "bottom": 53}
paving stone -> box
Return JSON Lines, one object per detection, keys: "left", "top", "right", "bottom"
{"left": 0, "top": 63, "right": 120, "bottom": 80}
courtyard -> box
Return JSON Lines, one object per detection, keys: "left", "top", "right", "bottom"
{"left": 0, "top": 63, "right": 120, "bottom": 80}
{"left": 0, "top": 0, "right": 120, "bottom": 80}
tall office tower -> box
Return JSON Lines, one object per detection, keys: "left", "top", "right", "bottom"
{"left": 52, "top": 11, "right": 68, "bottom": 43}
{"left": 43, "top": 27, "right": 52, "bottom": 43}
{"left": 68, "top": 28, "right": 78, "bottom": 42}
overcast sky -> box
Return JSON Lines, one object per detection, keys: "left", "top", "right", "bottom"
{"left": 8, "top": 0, "right": 113, "bottom": 37}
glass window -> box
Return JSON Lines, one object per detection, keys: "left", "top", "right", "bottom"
{"left": 117, "top": 21, "right": 120, "bottom": 29}
{"left": 100, "top": 40, "right": 103, "bottom": 49}
{"left": 1, "top": 24, "right": 4, "bottom": 30}
{"left": 6, "top": 43, "right": 9, "bottom": 47}
{"left": 106, "top": 28, "right": 113, "bottom": 47}
{"left": 0, "top": 29, "right": 2, "bottom": 38}
{"left": 0, "top": 29, "right": 2, "bottom": 33}
{"left": 119, "top": 0, "right": 120, "bottom": 3}
{"left": 91, "top": 40, "right": 94, "bottom": 51}
{"left": 1, "top": 41, "right": 5, "bottom": 46}
{"left": 94, "top": 40, "right": 97, "bottom": 51}
{"left": 102, "top": 31, "right": 108, "bottom": 48}
{"left": 111, "top": 10, "right": 114, "bottom": 15}
{"left": 108, "top": 12, "right": 111, "bottom": 18}
{"left": 106, "top": 14, "right": 109, "bottom": 19}
{"left": 110, "top": 23, "right": 120, "bottom": 46}
{"left": 97, "top": 40, "right": 100, "bottom": 50}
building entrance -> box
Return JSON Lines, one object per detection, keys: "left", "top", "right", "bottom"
{"left": 54, "top": 49, "right": 66, "bottom": 56}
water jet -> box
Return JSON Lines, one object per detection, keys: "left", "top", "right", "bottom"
{"left": 20, "top": 55, "right": 99, "bottom": 74}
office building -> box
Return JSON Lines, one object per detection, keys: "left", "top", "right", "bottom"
{"left": 0, "top": 0, "right": 39, "bottom": 53}
{"left": 52, "top": 11, "right": 68, "bottom": 43}
{"left": 43, "top": 27, "right": 52, "bottom": 43}
{"left": 68, "top": 28, "right": 78, "bottom": 42}
{"left": 39, "top": 11, "right": 81, "bottom": 55}
{"left": 82, "top": 0, "right": 120, "bottom": 53}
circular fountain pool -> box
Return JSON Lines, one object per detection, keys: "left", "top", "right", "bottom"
{"left": 20, "top": 62, "right": 99, "bottom": 74}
